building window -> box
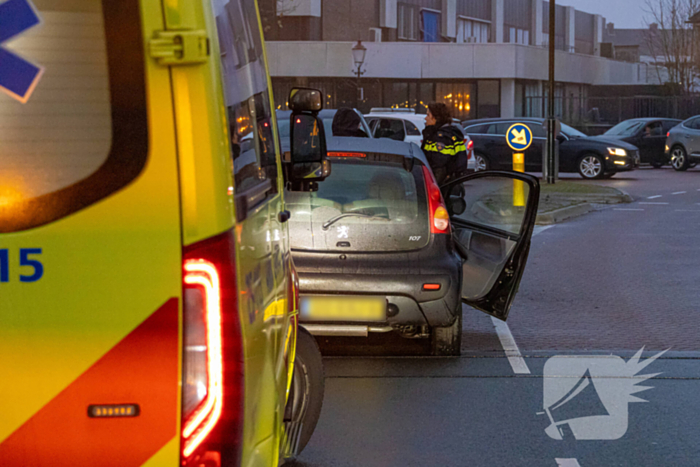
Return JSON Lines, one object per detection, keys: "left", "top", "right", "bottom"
{"left": 457, "top": 18, "right": 490, "bottom": 43}
{"left": 507, "top": 27, "right": 530, "bottom": 45}
{"left": 436, "top": 83, "right": 474, "bottom": 121}
{"left": 398, "top": 3, "right": 419, "bottom": 40}
{"left": 421, "top": 10, "right": 441, "bottom": 42}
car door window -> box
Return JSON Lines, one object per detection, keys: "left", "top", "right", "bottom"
{"left": 405, "top": 121, "right": 422, "bottom": 136}
{"left": 443, "top": 172, "right": 540, "bottom": 320}
{"left": 525, "top": 122, "right": 547, "bottom": 138}
{"left": 374, "top": 119, "right": 406, "bottom": 141}
{"left": 465, "top": 124, "right": 489, "bottom": 134}
{"left": 644, "top": 122, "right": 664, "bottom": 137}
{"left": 486, "top": 123, "right": 510, "bottom": 136}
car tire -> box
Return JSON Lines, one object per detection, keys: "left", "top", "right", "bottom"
{"left": 690, "top": 163, "right": 698, "bottom": 168}
{"left": 578, "top": 154, "right": 605, "bottom": 179}
{"left": 282, "top": 327, "right": 324, "bottom": 461}
{"left": 670, "top": 146, "right": 690, "bottom": 171}
{"left": 651, "top": 161, "right": 664, "bottom": 169}
{"left": 474, "top": 153, "right": 489, "bottom": 172}
{"left": 602, "top": 172, "right": 616, "bottom": 179}
{"left": 431, "top": 307, "right": 462, "bottom": 356}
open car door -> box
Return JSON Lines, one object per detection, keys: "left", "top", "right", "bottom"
{"left": 441, "top": 171, "right": 540, "bottom": 321}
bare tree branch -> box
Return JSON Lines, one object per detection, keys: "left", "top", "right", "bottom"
{"left": 643, "top": 0, "right": 700, "bottom": 94}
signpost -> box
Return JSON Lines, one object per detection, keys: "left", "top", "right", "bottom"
{"left": 545, "top": 0, "right": 558, "bottom": 184}
{"left": 506, "top": 123, "right": 532, "bottom": 207}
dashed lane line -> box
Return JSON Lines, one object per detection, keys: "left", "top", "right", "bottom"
{"left": 647, "top": 195, "right": 662, "bottom": 199}
{"left": 672, "top": 191, "right": 687, "bottom": 195}
{"left": 614, "top": 208, "right": 644, "bottom": 211}
{"left": 639, "top": 202, "right": 669, "bottom": 205}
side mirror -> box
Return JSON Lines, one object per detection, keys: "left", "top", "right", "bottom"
{"left": 556, "top": 134, "right": 566, "bottom": 143}
{"left": 285, "top": 88, "right": 330, "bottom": 191}
{"left": 289, "top": 88, "right": 322, "bottom": 112}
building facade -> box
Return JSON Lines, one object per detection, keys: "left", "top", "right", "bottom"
{"left": 263, "top": 0, "right": 649, "bottom": 121}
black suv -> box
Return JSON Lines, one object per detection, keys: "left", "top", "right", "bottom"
{"left": 285, "top": 136, "right": 540, "bottom": 355}
{"left": 463, "top": 118, "right": 640, "bottom": 179}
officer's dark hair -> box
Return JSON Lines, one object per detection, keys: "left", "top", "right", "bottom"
{"left": 428, "top": 102, "right": 452, "bottom": 127}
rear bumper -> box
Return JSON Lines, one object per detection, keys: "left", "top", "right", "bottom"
{"left": 297, "top": 272, "right": 461, "bottom": 329}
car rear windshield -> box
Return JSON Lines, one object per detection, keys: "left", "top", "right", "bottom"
{"left": 0, "top": 1, "right": 147, "bottom": 233}
{"left": 286, "top": 160, "right": 430, "bottom": 252}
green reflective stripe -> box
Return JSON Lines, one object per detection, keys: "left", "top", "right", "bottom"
{"left": 424, "top": 141, "right": 466, "bottom": 156}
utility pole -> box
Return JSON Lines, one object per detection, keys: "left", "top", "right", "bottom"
{"left": 545, "top": 0, "right": 558, "bottom": 184}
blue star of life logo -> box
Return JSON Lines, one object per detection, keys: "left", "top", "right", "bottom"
{"left": 0, "top": 0, "right": 43, "bottom": 103}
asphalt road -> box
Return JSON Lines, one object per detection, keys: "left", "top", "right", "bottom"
{"left": 294, "top": 167, "right": 700, "bottom": 467}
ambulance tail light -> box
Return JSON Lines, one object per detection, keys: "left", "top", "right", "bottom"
{"left": 422, "top": 165, "right": 450, "bottom": 234}
{"left": 181, "top": 231, "right": 243, "bottom": 466}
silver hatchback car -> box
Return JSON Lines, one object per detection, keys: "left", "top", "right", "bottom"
{"left": 666, "top": 116, "right": 700, "bottom": 171}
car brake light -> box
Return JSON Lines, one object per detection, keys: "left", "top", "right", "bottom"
{"left": 422, "top": 165, "right": 450, "bottom": 234}
{"left": 667, "top": 132, "right": 670, "bottom": 137}
{"left": 181, "top": 231, "right": 243, "bottom": 466}
{"left": 328, "top": 151, "right": 366, "bottom": 158}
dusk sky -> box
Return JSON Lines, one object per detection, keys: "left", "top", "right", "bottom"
{"left": 556, "top": 0, "right": 650, "bottom": 29}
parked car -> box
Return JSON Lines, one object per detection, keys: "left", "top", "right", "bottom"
{"left": 284, "top": 137, "right": 540, "bottom": 356}
{"left": 602, "top": 118, "right": 681, "bottom": 168}
{"left": 463, "top": 118, "right": 640, "bottom": 179}
{"left": 365, "top": 108, "right": 475, "bottom": 171}
{"left": 665, "top": 115, "right": 700, "bottom": 171}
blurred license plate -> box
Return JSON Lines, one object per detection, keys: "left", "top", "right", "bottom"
{"left": 300, "top": 296, "right": 386, "bottom": 322}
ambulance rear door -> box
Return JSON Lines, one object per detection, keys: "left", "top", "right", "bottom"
{"left": 0, "top": 1, "right": 183, "bottom": 465}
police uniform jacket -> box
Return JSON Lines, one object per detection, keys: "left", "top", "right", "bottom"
{"left": 421, "top": 123, "right": 468, "bottom": 183}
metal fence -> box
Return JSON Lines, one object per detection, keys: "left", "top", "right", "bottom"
{"left": 524, "top": 96, "right": 700, "bottom": 134}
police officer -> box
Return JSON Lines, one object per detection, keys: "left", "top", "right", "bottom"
{"left": 421, "top": 103, "right": 467, "bottom": 185}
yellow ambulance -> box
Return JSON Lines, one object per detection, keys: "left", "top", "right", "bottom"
{"left": 0, "top": 0, "right": 327, "bottom": 465}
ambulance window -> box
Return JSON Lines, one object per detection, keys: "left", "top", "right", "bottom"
{"left": 212, "top": 0, "right": 280, "bottom": 197}
{"left": 0, "top": 1, "right": 147, "bottom": 233}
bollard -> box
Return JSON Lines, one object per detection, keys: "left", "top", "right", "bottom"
{"left": 512, "top": 152, "right": 525, "bottom": 207}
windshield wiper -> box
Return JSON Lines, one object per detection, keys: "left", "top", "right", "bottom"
{"left": 322, "top": 212, "right": 390, "bottom": 230}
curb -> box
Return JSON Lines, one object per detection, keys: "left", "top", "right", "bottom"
{"left": 536, "top": 203, "right": 594, "bottom": 225}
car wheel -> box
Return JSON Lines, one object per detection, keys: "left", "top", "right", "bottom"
{"left": 651, "top": 161, "right": 664, "bottom": 169}
{"left": 282, "top": 328, "right": 324, "bottom": 461}
{"left": 602, "top": 172, "right": 616, "bottom": 179}
{"left": 690, "top": 163, "right": 698, "bottom": 168}
{"left": 474, "top": 153, "right": 489, "bottom": 172}
{"left": 578, "top": 154, "right": 605, "bottom": 179}
{"left": 670, "top": 146, "right": 690, "bottom": 171}
{"left": 431, "top": 308, "right": 462, "bottom": 356}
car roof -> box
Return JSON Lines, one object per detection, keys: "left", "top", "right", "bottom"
{"left": 327, "top": 136, "right": 429, "bottom": 167}
{"left": 462, "top": 117, "right": 546, "bottom": 127}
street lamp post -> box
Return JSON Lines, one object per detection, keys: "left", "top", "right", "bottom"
{"left": 352, "top": 40, "right": 367, "bottom": 110}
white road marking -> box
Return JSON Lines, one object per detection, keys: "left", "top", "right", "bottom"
{"left": 614, "top": 208, "right": 644, "bottom": 211}
{"left": 647, "top": 195, "right": 662, "bottom": 199}
{"left": 556, "top": 459, "right": 582, "bottom": 467}
{"left": 491, "top": 226, "right": 553, "bottom": 375}
{"left": 639, "top": 202, "right": 669, "bottom": 205}
{"left": 675, "top": 209, "right": 700, "bottom": 212}
{"left": 672, "top": 191, "right": 687, "bottom": 195}
{"left": 491, "top": 318, "right": 530, "bottom": 374}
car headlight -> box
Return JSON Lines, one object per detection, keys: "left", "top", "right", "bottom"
{"left": 608, "top": 147, "right": 627, "bottom": 156}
